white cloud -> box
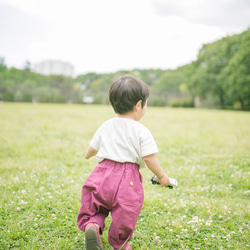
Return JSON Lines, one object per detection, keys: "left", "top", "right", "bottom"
{"left": 0, "top": 0, "right": 249, "bottom": 75}
{"left": 152, "top": 0, "right": 250, "bottom": 29}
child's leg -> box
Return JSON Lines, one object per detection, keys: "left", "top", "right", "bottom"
{"left": 77, "top": 160, "right": 124, "bottom": 233}
{"left": 79, "top": 210, "right": 107, "bottom": 233}
{"left": 109, "top": 204, "right": 142, "bottom": 249}
{"left": 108, "top": 164, "right": 144, "bottom": 250}
{"left": 77, "top": 163, "right": 110, "bottom": 234}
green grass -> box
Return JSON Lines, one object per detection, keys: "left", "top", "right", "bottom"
{"left": 0, "top": 103, "right": 249, "bottom": 249}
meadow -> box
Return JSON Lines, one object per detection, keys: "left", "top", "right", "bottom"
{"left": 0, "top": 103, "right": 249, "bottom": 249}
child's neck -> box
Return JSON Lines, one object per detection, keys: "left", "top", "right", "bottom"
{"left": 118, "top": 112, "right": 137, "bottom": 121}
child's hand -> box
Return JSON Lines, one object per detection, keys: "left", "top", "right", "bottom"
{"left": 157, "top": 174, "right": 170, "bottom": 187}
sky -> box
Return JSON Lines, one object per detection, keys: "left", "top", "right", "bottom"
{"left": 0, "top": 0, "right": 250, "bottom": 76}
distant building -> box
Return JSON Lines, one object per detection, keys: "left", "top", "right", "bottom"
{"left": 34, "top": 60, "right": 74, "bottom": 77}
{"left": 82, "top": 96, "right": 94, "bottom": 104}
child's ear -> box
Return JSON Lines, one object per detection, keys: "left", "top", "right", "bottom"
{"left": 135, "top": 100, "right": 142, "bottom": 111}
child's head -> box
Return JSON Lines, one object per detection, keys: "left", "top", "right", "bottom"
{"left": 109, "top": 75, "right": 149, "bottom": 114}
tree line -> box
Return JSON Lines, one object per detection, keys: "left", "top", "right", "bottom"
{"left": 0, "top": 28, "right": 249, "bottom": 110}
{"left": 185, "top": 28, "right": 250, "bottom": 110}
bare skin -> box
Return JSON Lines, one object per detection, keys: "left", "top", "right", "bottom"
{"left": 142, "top": 154, "right": 170, "bottom": 187}
{"left": 85, "top": 146, "right": 97, "bottom": 159}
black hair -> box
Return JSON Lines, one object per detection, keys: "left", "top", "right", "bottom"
{"left": 109, "top": 75, "right": 149, "bottom": 114}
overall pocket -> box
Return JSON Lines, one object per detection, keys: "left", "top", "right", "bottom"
{"left": 116, "top": 168, "right": 144, "bottom": 207}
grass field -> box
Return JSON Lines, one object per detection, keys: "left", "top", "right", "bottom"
{"left": 0, "top": 103, "right": 249, "bottom": 249}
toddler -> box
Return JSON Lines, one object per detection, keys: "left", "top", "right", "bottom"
{"left": 77, "top": 75, "right": 170, "bottom": 250}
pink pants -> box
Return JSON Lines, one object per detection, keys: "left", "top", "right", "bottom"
{"left": 77, "top": 159, "right": 144, "bottom": 250}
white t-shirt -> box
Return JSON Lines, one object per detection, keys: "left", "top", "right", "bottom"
{"left": 90, "top": 117, "right": 159, "bottom": 168}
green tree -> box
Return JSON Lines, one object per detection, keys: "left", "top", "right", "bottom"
{"left": 227, "top": 29, "right": 250, "bottom": 109}
{"left": 186, "top": 31, "right": 244, "bottom": 109}
{"left": 0, "top": 57, "right": 7, "bottom": 72}
{"left": 150, "top": 67, "right": 186, "bottom": 105}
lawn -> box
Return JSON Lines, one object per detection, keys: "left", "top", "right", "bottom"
{"left": 0, "top": 103, "right": 249, "bottom": 249}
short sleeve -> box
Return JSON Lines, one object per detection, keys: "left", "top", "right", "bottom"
{"left": 90, "top": 126, "right": 102, "bottom": 151}
{"left": 140, "top": 127, "right": 159, "bottom": 157}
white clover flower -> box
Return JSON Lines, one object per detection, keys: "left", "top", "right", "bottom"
{"left": 16, "top": 207, "right": 21, "bottom": 211}
{"left": 20, "top": 200, "right": 28, "bottom": 205}
{"left": 206, "top": 221, "right": 212, "bottom": 226}
{"left": 155, "top": 236, "right": 161, "bottom": 243}
{"left": 13, "top": 176, "right": 19, "bottom": 183}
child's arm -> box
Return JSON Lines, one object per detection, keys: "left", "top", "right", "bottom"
{"left": 85, "top": 146, "right": 98, "bottom": 159}
{"left": 143, "top": 154, "right": 170, "bottom": 187}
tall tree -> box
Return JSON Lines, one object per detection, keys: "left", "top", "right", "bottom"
{"left": 226, "top": 29, "right": 250, "bottom": 109}
{"left": 185, "top": 30, "right": 246, "bottom": 109}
